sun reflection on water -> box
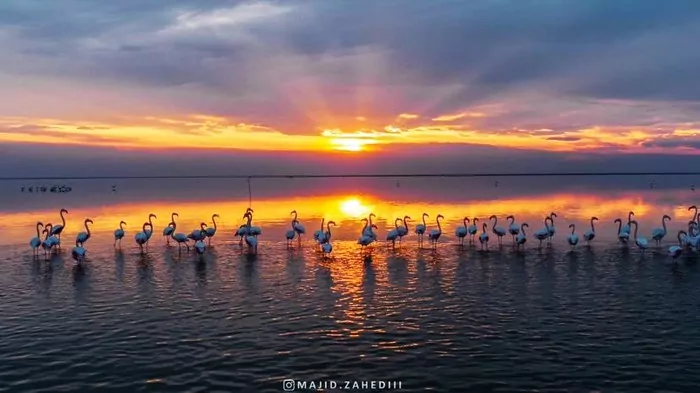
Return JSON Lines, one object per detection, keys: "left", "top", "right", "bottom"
{"left": 0, "top": 190, "right": 696, "bottom": 246}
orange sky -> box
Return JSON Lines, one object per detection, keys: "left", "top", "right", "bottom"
{"left": 1, "top": 113, "right": 699, "bottom": 155}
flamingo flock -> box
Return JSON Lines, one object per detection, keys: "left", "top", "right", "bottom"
{"left": 29, "top": 205, "right": 700, "bottom": 265}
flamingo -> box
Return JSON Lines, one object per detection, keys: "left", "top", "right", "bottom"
{"left": 534, "top": 218, "right": 550, "bottom": 248}
{"left": 29, "top": 221, "right": 44, "bottom": 257}
{"left": 50, "top": 208, "right": 68, "bottom": 240}
{"left": 323, "top": 221, "right": 336, "bottom": 245}
{"left": 669, "top": 230, "right": 686, "bottom": 260}
{"left": 320, "top": 222, "right": 336, "bottom": 257}
{"left": 245, "top": 208, "right": 262, "bottom": 238}
{"left": 396, "top": 216, "right": 410, "bottom": 243}
{"left": 290, "top": 210, "right": 306, "bottom": 244}
{"left": 195, "top": 240, "right": 206, "bottom": 255}
{"left": 567, "top": 224, "right": 579, "bottom": 250}
{"left": 188, "top": 223, "right": 208, "bottom": 242}
{"left": 285, "top": 220, "right": 297, "bottom": 248}
{"left": 114, "top": 221, "right": 126, "bottom": 248}
{"left": 386, "top": 218, "right": 401, "bottom": 248}
{"left": 689, "top": 205, "right": 698, "bottom": 225}
{"left": 489, "top": 215, "right": 507, "bottom": 245}
{"left": 455, "top": 217, "right": 469, "bottom": 246}
{"left": 236, "top": 212, "right": 252, "bottom": 245}
{"left": 479, "top": 222, "right": 489, "bottom": 250}
{"left": 630, "top": 220, "right": 648, "bottom": 254}
{"left": 506, "top": 215, "right": 520, "bottom": 243}
{"left": 75, "top": 218, "right": 93, "bottom": 246}
{"left": 204, "top": 214, "right": 219, "bottom": 245}
{"left": 366, "top": 213, "right": 378, "bottom": 241}
{"left": 467, "top": 218, "right": 478, "bottom": 243}
{"left": 427, "top": 214, "right": 444, "bottom": 249}
{"left": 317, "top": 219, "right": 335, "bottom": 245}
{"left": 321, "top": 241, "right": 333, "bottom": 257}
{"left": 171, "top": 229, "right": 190, "bottom": 252}
{"left": 682, "top": 221, "right": 698, "bottom": 250}
{"left": 547, "top": 212, "right": 557, "bottom": 242}
{"left": 621, "top": 211, "right": 634, "bottom": 235}
{"left": 313, "top": 218, "right": 325, "bottom": 243}
{"left": 145, "top": 213, "right": 157, "bottom": 242}
{"left": 358, "top": 224, "right": 377, "bottom": 250}
{"left": 71, "top": 240, "right": 86, "bottom": 263}
{"left": 651, "top": 215, "right": 671, "bottom": 247}
{"left": 516, "top": 223, "right": 528, "bottom": 248}
{"left": 583, "top": 217, "right": 598, "bottom": 245}
{"left": 415, "top": 213, "right": 429, "bottom": 246}
{"left": 41, "top": 226, "right": 56, "bottom": 260}
{"left": 135, "top": 222, "right": 151, "bottom": 252}
{"left": 614, "top": 218, "right": 630, "bottom": 244}
{"left": 244, "top": 213, "right": 258, "bottom": 254}
{"left": 163, "top": 212, "right": 178, "bottom": 244}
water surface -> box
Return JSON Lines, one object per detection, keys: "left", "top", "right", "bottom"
{"left": 2, "top": 177, "right": 700, "bottom": 392}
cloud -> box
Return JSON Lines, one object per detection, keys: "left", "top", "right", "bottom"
{"left": 1, "top": 0, "right": 700, "bottom": 174}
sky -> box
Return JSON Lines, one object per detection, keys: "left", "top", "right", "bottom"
{"left": 1, "top": 0, "right": 700, "bottom": 176}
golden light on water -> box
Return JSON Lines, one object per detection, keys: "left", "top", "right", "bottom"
{"left": 0, "top": 190, "right": 693, "bottom": 246}
{"left": 339, "top": 197, "right": 371, "bottom": 218}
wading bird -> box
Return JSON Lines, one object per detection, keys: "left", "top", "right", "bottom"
{"left": 114, "top": 221, "right": 126, "bottom": 248}
{"left": 29, "top": 222, "right": 44, "bottom": 257}
{"left": 50, "top": 209, "right": 68, "bottom": 241}
{"left": 75, "top": 218, "right": 93, "bottom": 247}
{"left": 583, "top": 217, "right": 598, "bottom": 245}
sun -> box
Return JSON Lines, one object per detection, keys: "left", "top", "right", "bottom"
{"left": 331, "top": 138, "right": 372, "bottom": 152}
{"left": 340, "top": 197, "right": 369, "bottom": 218}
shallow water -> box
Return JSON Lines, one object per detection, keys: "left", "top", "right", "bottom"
{"left": 2, "top": 177, "right": 700, "bottom": 392}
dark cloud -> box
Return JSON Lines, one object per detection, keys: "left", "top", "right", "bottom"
{"left": 546, "top": 136, "right": 582, "bottom": 142}
{"left": 2, "top": 0, "right": 700, "bottom": 103}
{"left": 641, "top": 136, "right": 700, "bottom": 149}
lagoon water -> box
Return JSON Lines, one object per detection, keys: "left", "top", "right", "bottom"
{"left": 2, "top": 176, "right": 700, "bottom": 392}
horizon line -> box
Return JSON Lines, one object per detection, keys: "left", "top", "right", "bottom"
{"left": 2, "top": 172, "right": 700, "bottom": 181}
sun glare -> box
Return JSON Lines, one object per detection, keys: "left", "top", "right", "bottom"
{"left": 340, "top": 198, "right": 369, "bottom": 218}
{"left": 331, "top": 138, "right": 371, "bottom": 152}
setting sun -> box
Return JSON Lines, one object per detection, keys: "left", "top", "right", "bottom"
{"left": 339, "top": 197, "right": 370, "bottom": 218}
{"left": 330, "top": 138, "right": 372, "bottom": 152}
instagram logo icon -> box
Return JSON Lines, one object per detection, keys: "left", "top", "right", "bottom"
{"left": 282, "top": 379, "right": 296, "bottom": 391}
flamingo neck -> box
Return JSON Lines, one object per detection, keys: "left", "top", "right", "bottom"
{"left": 662, "top": 217, "right": 668, "bottom": 232}
{"left": 60, "top": 211, "right": 66, "bottom": 226}
{"left": 436, "top": 217, "right": 442, "bottom": 232}
{"left": 403, "top": 217, "right": 409, "bottom": 231}
{"left": 570, "top": 225, "right": 575, "bottom": 235}
{"left": 422, "top": 215, "right": 427, "bottom": 226}
{"left": 84, "top": 221, "right": 91, "bottom": 234}
{"left": 491, "top": 216, "right": 498, "bottom": 227}
{"left": 590, "top": 219, "right": 595, "bottom": 232}
{"left": 320, "top": 218, "right": 325, "bottom": 231}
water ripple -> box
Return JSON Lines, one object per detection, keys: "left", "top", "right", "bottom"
{"left": 1, "top": 238, "right": 700, "bottom": 392}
